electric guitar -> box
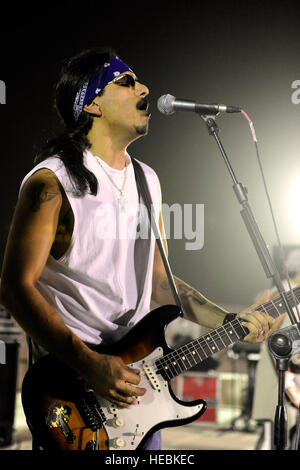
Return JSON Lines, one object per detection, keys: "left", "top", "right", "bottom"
{"left": 21, "top": 287, "right": 299, "bottom": 450}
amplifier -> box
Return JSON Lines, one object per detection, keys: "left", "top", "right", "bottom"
{"left": 176, "top": 372, "right": 220, "bottom": 425}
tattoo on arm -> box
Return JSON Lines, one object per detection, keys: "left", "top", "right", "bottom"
{"left": 160, "top": 280, "right": 172, "bottom": 291}
{"left": 159, "top": 280, "right": 207, "bottom": 306}
{"left": 27, "top": 183, "right": 59, "bottom": 212}
{"left": 177, "top": 283, "right": 207, "bottom": 306}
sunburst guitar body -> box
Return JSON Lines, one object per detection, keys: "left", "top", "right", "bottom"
{"left": 22, "top": 306, "right": 206, "bottom": 450}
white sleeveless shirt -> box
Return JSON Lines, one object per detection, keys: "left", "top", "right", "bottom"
{"left": 19, "top": 150, "right": 161, "bottom": 345}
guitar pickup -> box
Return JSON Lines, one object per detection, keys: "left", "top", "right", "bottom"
{"left": 143, "top": 363, "right": 161, "bottom": 391}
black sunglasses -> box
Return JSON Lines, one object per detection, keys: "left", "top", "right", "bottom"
{"left": 111, "top": 74, "right": 141, "bottom": 87}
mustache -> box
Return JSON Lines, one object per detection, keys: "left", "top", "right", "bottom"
{"left": 136, "top": 97, "right": 149, "bottom": 111}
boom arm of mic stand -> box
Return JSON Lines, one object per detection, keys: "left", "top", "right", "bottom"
{"left": 199, "top": 113, "right": 298, "bottom": 325}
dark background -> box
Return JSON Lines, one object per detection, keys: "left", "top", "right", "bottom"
{"left": 1, "top": 0, "right": 300, "bottom": 307}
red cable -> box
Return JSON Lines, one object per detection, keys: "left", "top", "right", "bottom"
{"left": 241, "top": 109, "right": 257, "bottom": 142}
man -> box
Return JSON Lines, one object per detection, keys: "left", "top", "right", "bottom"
{"left": 0, "top": 48, "right": 282, "bottom": 450}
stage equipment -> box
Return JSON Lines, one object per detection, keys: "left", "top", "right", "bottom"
{"left": 176, "top": 372, "right": 220, "bottom": 425}
{"left": 230, "top": 343, "right": 260, "bottom": 431}
{"left": 0, "top": 304, "right": 22, "bottom": 447}
{"left": 199, "top": 112, "right": 300, "bottom": 451}
{"left": 158, "top": 100, "right": 300, "bottom": 450}
{"left": 268, "top": 326, "right": 300, "bottom": 449}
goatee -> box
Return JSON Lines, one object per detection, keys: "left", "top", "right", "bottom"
{"left": 135, "top": 125, "right": 148, "bottom": 136}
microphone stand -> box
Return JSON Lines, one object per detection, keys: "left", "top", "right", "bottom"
{"left": 199, "top": 113, "right": 300, "bottom": 450}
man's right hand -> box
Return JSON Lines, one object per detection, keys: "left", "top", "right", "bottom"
{"left": 84, "top": 351, "right": 147, "bottom": 408}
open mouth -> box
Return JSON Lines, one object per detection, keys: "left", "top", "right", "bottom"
{"left": 136, "top": 98, "right": 150, "bottom": 113}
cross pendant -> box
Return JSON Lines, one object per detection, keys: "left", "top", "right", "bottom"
{"left": 118, "top": 193, "right": 127, "bottom": 211}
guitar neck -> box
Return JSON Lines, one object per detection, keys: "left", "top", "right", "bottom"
{"left": 255, "top": 285, "right": 300, "bottom": 320}
{"left": 156, "top": 285, "right": 300, "bottom": 381}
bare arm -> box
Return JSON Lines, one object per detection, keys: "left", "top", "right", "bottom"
{"left": 151, "top": 212, "right": 228, "bottom": 328}
{"left": 155, "top": 275, "right": 229, "bottom": 328}
{"left": 1, "top": 169, "right": 145, "bottom": 407}
{"left": 152, "top": 211, "right": 279, "bottom": 341}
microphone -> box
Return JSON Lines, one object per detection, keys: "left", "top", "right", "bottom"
{"left": 157, "top": 94, "right": 241, "bottom": 115}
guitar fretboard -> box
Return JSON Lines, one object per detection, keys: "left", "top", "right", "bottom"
{"left": 155, "top": 285, "right": 300, "bottom": 381}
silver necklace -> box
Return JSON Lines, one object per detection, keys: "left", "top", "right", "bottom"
{"left": 95, "top": 157, "right": 128, "bottom": 210}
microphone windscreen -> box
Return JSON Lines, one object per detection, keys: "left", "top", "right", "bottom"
{"left": 157, "top": 94, "right": 176, "bottom": 115}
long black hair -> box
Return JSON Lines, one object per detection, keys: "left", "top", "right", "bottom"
{"left": 35, "top": 47, "right": 117, "bottom": 196}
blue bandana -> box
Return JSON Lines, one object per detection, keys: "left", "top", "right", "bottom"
{"left": 73, "top": 56, "right": 134, "bottom": 121}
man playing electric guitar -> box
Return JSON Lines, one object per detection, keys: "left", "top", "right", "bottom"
{"left": 0, "top": 48, "right": 282, "bottom": 450}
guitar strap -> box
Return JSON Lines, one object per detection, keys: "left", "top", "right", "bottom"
{"left": 131, "top": 157, "right": 183, "bottom": 313}
{"left": 27, "top": 158, "right": 183, "bottom": 368}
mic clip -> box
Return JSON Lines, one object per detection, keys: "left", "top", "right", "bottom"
{"left": 200, "top": 114, "right": 220, "bottom": 135}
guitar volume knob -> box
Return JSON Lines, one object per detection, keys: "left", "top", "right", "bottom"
{"left": 112, "top": 417, "right": 125, "bottom": 428}
{"left": 110, "top": 437, "right": 126, "bottom": 449}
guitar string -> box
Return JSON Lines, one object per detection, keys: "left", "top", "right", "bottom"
{"left": 142, "top": 310, "right": 294, "bottom": 383}
{"left": 105, "top": 288, "right": 300, "bottom": 396}
{"left": 158, "top": 328, "right": 233, "bottom": 370}
{"left": 154, "top": 322, "right": 245, "bottom": 378}
{"left": 155, "top": 322, "right": 245, "bottom": 377}
{"left": 155, "top": 292, "right": 293, "bottom": 378}
{"left": 154, "top": 297, "right": 292, "bottom": 378}
{"left": 132, "top": 287, "right": 300, "bottom": 384}
{"left": 161, "top": 331, "right": 239, "bottom": 370}
{"left": 137, "top": 321, "right": 245, "bottom": 382}
{"left": 157, "top": 286, "right": 298, "bottom": 376}
{"left": 140, "top": 288, "right": 300, "bottom": 380}
{"left": 249, "top": 296, "right": 297, "bottom": 316}
{"left": 132, "top": 321, "right": 245, "bottom": 383}
{"left": 248, "top": 286, "right": 300, "bottom": 316}
{"left": 158, "top": 318, "right": 248, "bottom": 362}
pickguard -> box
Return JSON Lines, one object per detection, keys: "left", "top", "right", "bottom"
{"left": 98, "top": 347, "right": 205, "bottom": 450}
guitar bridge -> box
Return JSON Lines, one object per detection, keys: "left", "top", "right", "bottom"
{"left": 143, "top": 363, "right": 161, "bottom": 391}
{"left": 76, "top": 389, "right": 106, "bottom": 431}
